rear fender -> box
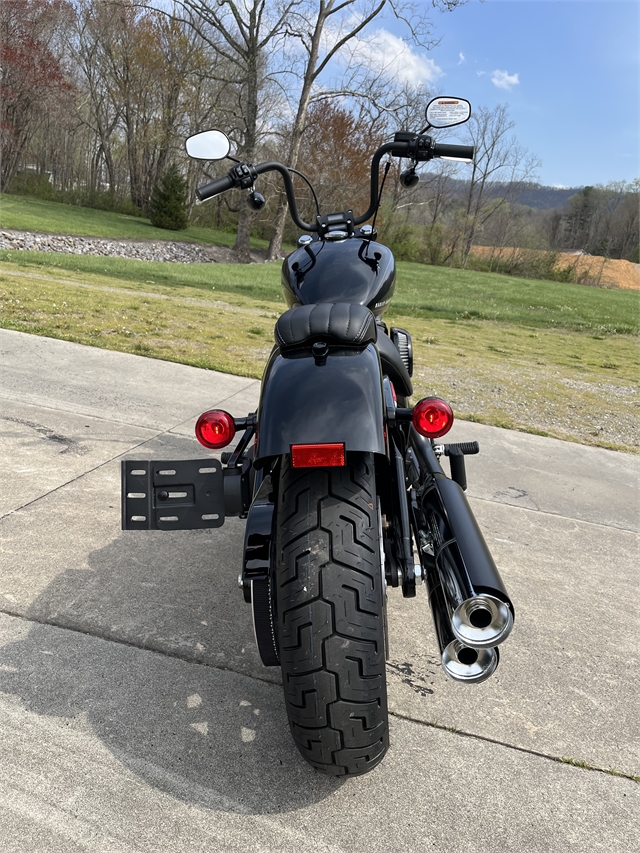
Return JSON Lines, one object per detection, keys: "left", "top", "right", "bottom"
{"left": 255, "top": 344, "right": 385, "bottom": 461}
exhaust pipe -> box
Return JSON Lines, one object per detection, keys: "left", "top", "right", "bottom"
{"left": 425, "top": 563, "right": 499, "bottom": 684}
{"left": 435, "top": 533, "right": 513, "bottom": 649}
{"left": 410, "top": 429, "right": 515, "bottom": 650}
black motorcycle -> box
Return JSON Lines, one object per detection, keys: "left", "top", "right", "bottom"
{"left": 121, "top": 97, "right": 514, "bottom": 777}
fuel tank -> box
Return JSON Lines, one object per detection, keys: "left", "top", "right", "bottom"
{"left": 281, "top": 237, "right": 396, "bottom": 317}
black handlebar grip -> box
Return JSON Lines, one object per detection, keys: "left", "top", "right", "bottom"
{"left": 196, "top": 173, "right": 235, "bottom": 201}
{"left": 432, "top": 142, "right": 475, "bottom": 161}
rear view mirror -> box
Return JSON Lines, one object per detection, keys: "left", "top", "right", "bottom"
{"left": 185, "top": 130, "right": 231, "bottom": 161}
{"left": 425, "top": 97, "right": 471, "bottom": 129}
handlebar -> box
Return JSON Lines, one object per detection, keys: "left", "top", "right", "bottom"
{"left": 195, "top": 135, "right": 475, "bottom": 231}
{"left": 196, "top": 173, "right": 235, "bottom": 201}
{"left": 431, "top": 142, "right": 474, "bottom": 160}
{"left": 197, "top": 161, "right": 317, "bottom": 230}
{"left": 355, "top": 137, "right": 474, "bottom": 225}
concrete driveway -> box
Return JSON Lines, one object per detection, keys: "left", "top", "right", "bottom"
{"left": 1, "top": 327, "right": 638, "bottom": 852}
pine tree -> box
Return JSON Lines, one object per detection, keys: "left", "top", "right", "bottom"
{"left": 148, "top": 163, "right": 189, "bottom": 230}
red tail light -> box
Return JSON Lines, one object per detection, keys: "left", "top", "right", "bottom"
{"left": 291, "top": 443, "right": 345, "bottom": 468}
{"left": 412, "top": 397, "right": 454, "bottom": 438}
{"left": 195, "top": 410, "right": 236, "bottom": 449}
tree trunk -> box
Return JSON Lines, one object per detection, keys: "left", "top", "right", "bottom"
{"left": 234, "top": 205, "right": 252, "bottom": 262}
{"left": 267, "top": 192, "right": 291, "bottom": 260}
{"left": 265, "top": 91, "right": 312, "bottom": 259}
{"left": 267, "top": 8, "right": 325, "bottom": 261}
{"left": 125, "top": 113, "right": 144, "bottom": 210}
{"left": 234, "top": 32, "right": 259, "bottom": 262}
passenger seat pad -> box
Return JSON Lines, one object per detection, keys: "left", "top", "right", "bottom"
{"left": 275, "top": 302, "right": 376, "bottom": 348}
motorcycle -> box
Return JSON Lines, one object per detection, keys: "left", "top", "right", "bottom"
{"left": 121, "top": 97, "right": 514, "bottom": 777}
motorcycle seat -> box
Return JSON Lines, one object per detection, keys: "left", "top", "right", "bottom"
{"left": 275, "top": 302, "right": 413, "bottom": 398}
{"left": 275, "top": 302, "right": 376, "bottom": 348}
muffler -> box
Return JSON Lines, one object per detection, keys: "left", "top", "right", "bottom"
{"left": 431, "top": 518, "right": 513, "bottom": 649}
{"left": 425, "top": 561, "right": 499, "bottom": 684}
{"left": 410, "top": 429, "right": 515, "bottom": 650}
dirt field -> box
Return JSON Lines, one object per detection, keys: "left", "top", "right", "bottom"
{"left": 470, "top": 246, "right": 640, "bottom": 290}
{"left": 555, "top": 253, "right": 640, "bottom": 290}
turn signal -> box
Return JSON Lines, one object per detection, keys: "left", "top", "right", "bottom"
{"left": 195, "top": 410, "right": 236, "bottom": 449}
{"left": 412, "top": 397, "right": 454, "bottom": 438}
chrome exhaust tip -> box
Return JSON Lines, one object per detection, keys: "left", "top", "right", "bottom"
{"left": 451, "top": 594, "right": 513, "bottom": 649}
{"left": 442, "top": 641, "right": 498, "bottom": 684}
{"left": 422, "top": 563, "right": 501, "bottom": 686}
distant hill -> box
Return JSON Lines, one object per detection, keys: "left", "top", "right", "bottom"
{"left": 426, "top": 179, "right": 584, "bottom": 210}
{"left": 509, "top": 183, "right": 583, "bottom": 210}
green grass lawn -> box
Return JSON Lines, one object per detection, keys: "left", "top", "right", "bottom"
{"left": 0, "top": 193, "right": 269, "bottom": 249}
{"left": 1, "top": 257, "right": 638, "bottom": 452}
{"left": 1, "top": 246, "right": 637, "bottom": 335}
{"left": 395, "top": 262, "right": 640, "bottom": 335}
{"left": 1, "top": 192, "right": 638, "bottom": 451}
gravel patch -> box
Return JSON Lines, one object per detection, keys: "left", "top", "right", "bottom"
{"left": 0, "top": 229, "right": 269, "bottom": 265}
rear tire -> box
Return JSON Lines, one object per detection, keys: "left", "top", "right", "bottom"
{"left": 275, "top": 452, "right": 389, "bottom": 776}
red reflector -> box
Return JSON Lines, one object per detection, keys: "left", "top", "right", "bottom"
{"left": 195, "top": 410, "right": 236, "bottom": 449}
{"left": 291, "top": 443, "right": 345, "bottom": 468}
{"left": 412, "top": 397, "right": 454, "bottom": 438}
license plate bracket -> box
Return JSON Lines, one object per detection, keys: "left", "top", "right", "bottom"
{"left": 121, "top": 459, "right": 225, "bottom": 530}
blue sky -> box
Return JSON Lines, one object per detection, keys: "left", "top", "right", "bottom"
{"left": 375, "top": 0, "right": 639, "bottom": 188}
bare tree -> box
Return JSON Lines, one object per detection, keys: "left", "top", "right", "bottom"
{"left": 265, "top": 0, "right": 469, "bottom": 260}
{"left": 97, "top": 2, "right": 193, "bottom": 210}
{"left": 562, "top": 179, "right": 640, "bottom": 259}
{"left": 69, "top": 1, "right": 214, "bottom": 210}
{"left": 0, "top": 0, "right": 74, "bottom": 191}
{"left": 168, "top": 0, "right": 468, "bottom": 260}
{"left": 615, "top": 180, "right": 640, "bottom": 260}
{"left": 166, "top": 0, "right": 306, "bottom": 260}
{"left": 66, "top": 0, "right": 121, "bottom": 196}
{"left": 456, "top": 103, "right": 540, "bottom": 265}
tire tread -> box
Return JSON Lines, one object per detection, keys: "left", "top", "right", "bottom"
{"left": 276, "top": 453, "right": 388, "bottom": 776}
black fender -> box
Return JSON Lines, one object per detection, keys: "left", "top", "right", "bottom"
{"left": 255, "top": 344, "right": 385, "bottom": 461}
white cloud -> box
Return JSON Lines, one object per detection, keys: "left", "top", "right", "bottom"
{"left": 491, "top": 70, "right": 520, "bottom": 91}
{"left": 477, "top": 70, "right": 486, "bottom": 77}
{"left": 345, "top": 29, "right": 443, "bottom": 86}
{"left": 458, "top": 52, "right": 465, "bottom": 64}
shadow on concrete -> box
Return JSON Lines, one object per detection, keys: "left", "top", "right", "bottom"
{"left": 0, "top": 531, "right": 345, "bottom": 814}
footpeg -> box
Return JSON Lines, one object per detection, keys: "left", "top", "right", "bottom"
{"left": 433, "top": 441, "right": 479, "bottom": 491}
{"left": 443, "top": 441, "right": 479, "bottom": 456}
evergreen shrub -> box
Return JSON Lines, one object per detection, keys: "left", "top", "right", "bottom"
{"left": 148, "top": 163, "right": 189, "bottom": 230}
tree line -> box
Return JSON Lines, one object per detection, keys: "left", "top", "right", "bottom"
{"left": 2, "top": 0, "right": 637, "bottom": 267}
{"left": 1, "top": 0, "right": 461, "bottom": 256}
{"left": 383, "top": 169, "right": 639, "bottom": 269}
